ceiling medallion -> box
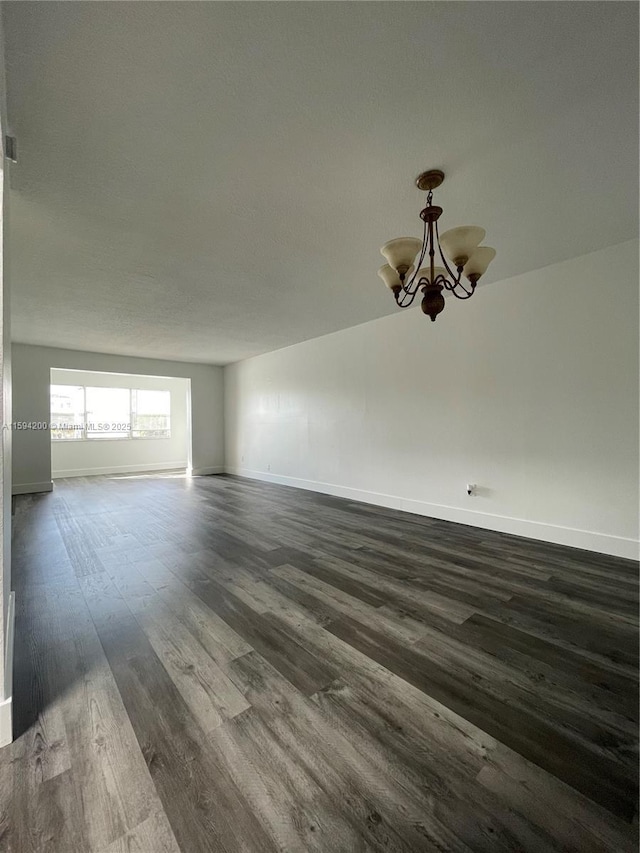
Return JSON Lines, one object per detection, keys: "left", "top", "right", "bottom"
{"left": 378, "top": 170, "right": 496, "bottom": 321}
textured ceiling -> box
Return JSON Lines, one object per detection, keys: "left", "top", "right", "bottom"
{"left": 4, "top": 2, "right": 638, "bottom": 365}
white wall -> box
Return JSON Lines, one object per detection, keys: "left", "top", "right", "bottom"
{"left": 13, "top": 346, "right": 224, "bottom": 493}
{"left": 225, "top": 240, "right": 640, "bottom": 560}
{"left": 0, "top": 137, "right": 10, "bottom": 746}
{"left": 50, "top": 368, "right": 189, "bottom": 478}
{"left": 0, "top": 13, "right": 13, "bottom": 746}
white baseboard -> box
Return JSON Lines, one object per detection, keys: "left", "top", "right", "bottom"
{"left": 12, "top": 480, "right": 53, "bottom": 495}
{"left": 1, "top": 591, "right": 15, "bottom": 748}
{"left": 191, "top": 465, "right": 225, "bottom": 476}
{"left": 52, "top": 462, "right": 188, "bottom": 479}
{"left": 226, "top": 467, "right": 639, "bottom": 561}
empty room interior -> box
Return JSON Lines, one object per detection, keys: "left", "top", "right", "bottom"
{"left": 0, "top": 2, "right": 638, "bottom": 852}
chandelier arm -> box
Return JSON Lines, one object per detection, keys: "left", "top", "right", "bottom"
{"left": 442, "top": 278, "right": 463, "bottom": 294}
{"left": 395, "top": 284, "right": 422, "bottom": 308}
{"left": 433, "top": 218, "right": 477, "bottom": 298}
{"left": 434, "top": 219, "right": 462, "bottom": 286}
{"left": 402, "top": 218, "right": 428, "bottom": 293}
{"left": 441, "top": 275, "right": 473, "bottom": 297}
{"left": 442, "top": 275, "right": 473, "bottom": 297}
{"left": 397, "top": 276, "right": 431, "bottom": 307}
{"left": 448, "top": 284, "right": 476, "bottom": 300}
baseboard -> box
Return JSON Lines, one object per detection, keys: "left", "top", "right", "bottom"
{"left": 12, "top": 480, "right": 53, "bottom": 495}
{"left": 0, "top": 591, "right": 15, "bottom": 748}
{"left": 191, "top": 465, "right": 225, "bottom": 476}
{"left": 52, "top": 462, "right": 188, "bottom": 479}
{"left": 226, "top": 467, "right": 639, "bottom": 561}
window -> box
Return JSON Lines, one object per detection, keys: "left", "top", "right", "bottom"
{"left": 50, "top": 385, "right": 172, "bottom": 441}
{"left": 132, "top": 389, "right": 171, "bottom": 438}
{"left": 50, "top": 385, "right": 85, "bottom": 440}
{"left": 85, "top": 387, "right": 131, "bottom": 439}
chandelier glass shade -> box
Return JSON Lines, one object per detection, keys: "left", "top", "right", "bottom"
{"left": 378, "top": 170, "right": 496, "bottom": 321}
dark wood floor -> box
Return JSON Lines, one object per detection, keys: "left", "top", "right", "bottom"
{"left": 0, "top": 473, "right": 637, "bottom": 852}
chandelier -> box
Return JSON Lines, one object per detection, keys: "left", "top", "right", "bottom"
{"left": 378, "top": 170, "right": 496, "bottom": 321}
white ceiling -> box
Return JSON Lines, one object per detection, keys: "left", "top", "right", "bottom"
{"left": 3, "top": 2, "right": 638, "bottom": 365}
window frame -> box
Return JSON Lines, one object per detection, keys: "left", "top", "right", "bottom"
{"left": 50, "top": 384, "right": 172, "bottom": 442}
{"left": 50, "top": 384, "right": 87, "bottom": 442}
{"left": 130, "top": 388, "right": 172, "bottom": 440}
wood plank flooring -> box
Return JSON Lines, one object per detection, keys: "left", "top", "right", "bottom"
{"left": 0, "top": 473, "right": 637, "bottom": 852}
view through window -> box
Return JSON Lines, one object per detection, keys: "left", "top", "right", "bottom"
{"left": 50, "top": 385, "right": 171, "bottom": 440}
